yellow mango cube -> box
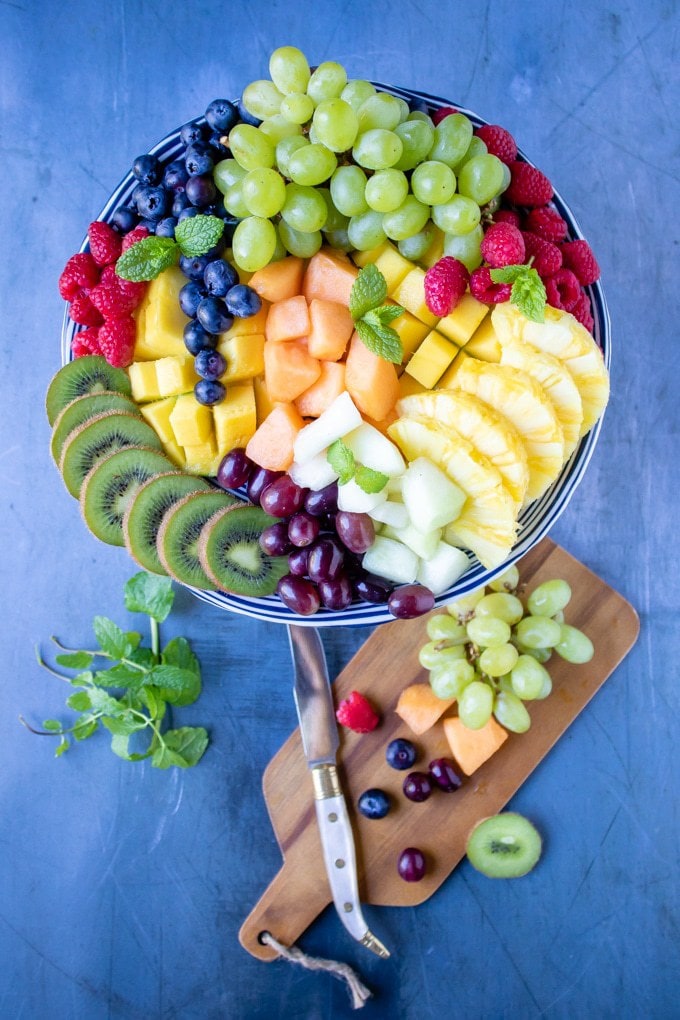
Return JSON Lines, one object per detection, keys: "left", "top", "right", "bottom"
{"left": 213, "top": 382, "right": 257, "bottom": 457}
{"left": 437, "top": 293, "right": 489, "bottom": 345}
{"left": 392, "top": 268, "right": 439, "bottom": 327}
{"left": 437, "top": 349, "right": 471, "bottom": 389}
{"left": 419, "top": 228, "right": 445, "bottom": 268}
{"left": 465, "top": 314, "right": 502, "bottom": 362}
{"left": 162, "top": 440, "right": 185, "bottom": 469}
{"left": 405, "top": 330, "right": 458, "bottom": 389}
{"left": 155, "top": 355, "right": 200, "bottom": 397}
{"left": 355, "top": 242, "right": 413, "bottom": 292}
{"left": 219, "top": 303, "right": 268, "bottom": 340}
{"left": 253, "top": 374, "right": 278, "bottom": 425}
{"left": 139, "top": 396, "right": 177, "bottom": 443}
{"left": 169, "top": 393, "right": 214, "bottom": 447}
{"left": 183, "top": 438, "right": 219, "bottom": 476}
{"left": 391, "top": 310, "right": 430, "bottom": 363}
{"left": 142, "top": 266, "right": 190, "bottom": 358}
{"left": 128, "top": 360, "right": 161, "bottom": 403}
{"left": 217, "top": 333, "right": 265, "bottom": 383}
{"left": 398, "top": 372, "right": 427, "bottom": 399}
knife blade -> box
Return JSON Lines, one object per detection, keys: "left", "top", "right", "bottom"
{"left": 287, "top": 624, "right": 390, "bottom": 959}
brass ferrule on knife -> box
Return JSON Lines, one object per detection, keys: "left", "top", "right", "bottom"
{"left": 311, "top": 763, "right": 342, "bottom": 800}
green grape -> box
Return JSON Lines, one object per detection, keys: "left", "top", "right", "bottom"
{"left": 341, "top": 79, "right": 376, "bottom": 111}
{"left": 352, "top": 128, "right": 403, "bottom": 170}
{"left": 535, "top": 673, "right": 553, "bottom": 699}
{"left": 312, "top": 98, "right": 359, "bottom": 151}
{"left": 323, "top": 228, "right": 353, "bottom": 252}
{"left": 493, "top": 691, "right": 531, "bottom": 733}
{"left": 278, "top": 221, "right": 323, "bottom": 258}
{"left": 552, "top": 610, "right": 565, "bottom": 624}
{"left": 527, "top": 579, "right": 572, "bottom": 617}
{"left": 554, "top": 624, "right": 594, "bottom": 664}
{"left": 357, "top": 92, "right": 403, "bottom": 131}
{"left": 489, "top": 565, "right": 520, "bottom": 593}
{"left": 513, "top": 641, "right": 553, "bottom": 664}
{"left": 281, "top": 183, "right": 328, "bottom": 232}
{"left": 228, "top": 124, "right": 275, "bottom": 170}
{"left": 395, "top": 97, "right": 411, "bottom": 123}
{"left": 458, "top": 680, "right": 494, "bottom": 729}
{"left": 330, "top": 165, "right": 369, "bottom": 216}
{"left": 514, "top": 615, "right": 562, "bottom": 650}
{"left": 231, "top": 216, "right": 277, "bottom": 273}
{"left": 394, "top": 120, "right": 435, "bottom": 170}
{"left": 270, "top": 225, "right": 287, "bottom": 262}
{"left": 269, "top": 46, "right": 311, "bottom": 95}
{"left": 500, "top": 162, "right": 511, "bottom": 191}
{"left": 307, "top": 61, "right": 347, "bottom": 102}
{"left": 426, "top": 614, "right": 468, "bottom": 643}
{"left": 457, "top": 154, "right": 505, "bottom": 204}
{"left": 214, "top": 158, "right": 246, "bottom": 196}
{"left": 411, "top": 161, "right": 457, "bottom": 206}
{"left": 447, "top": 588, "right": 486, "bottom": 622}
{"left": 365, "top": 169, "right": 409, "bottom": 212}
{"left": 308, "top": 124, "right": 320, "bottom": 145}
{"left": 466, "top": 614, "right": 511, "bottom": 648}
{"left": 510, "top": 655, "right": 551, "bottom": 700}
{"left": 407, "top": 111, "right": 435, "bottom": 127}
{"left": 242, "top": 79, "right": 284, "bottom": 120}
{"left": 453, "top": 135, "right": 487, "bottom": 170}
{"left": 275, "top": 135, "right": 309, "bottom": 177}
{"left": 347, "top": 210, "right": 386, "bottom": 251}
{"left": 259, "top": 115, "right": 302, "bottom": 144}
{"left": 443, "top": 226, "right": 483, "bottom": 271}
{"left": 280, "top": 93, "right": 316, "bottom": 125}
{"left": 430, "top": 658, "right": 475, "bottom": 700}
{"left": 382, "top": 195, "right": 430, "bottom": 241}
{"left": 497, "top": 673, "right": 514, "bottom": 694}
{"left": 432, "top": 195, "right": 481, "bottom": 235}
{"left": 475, "top": 592, "right": 524, "bottom": 625}
{"left": 287, "top": 143, "right": 337, "bottom": 186}
{"left": 223, "top": 180, "right": 250, "bottom": 218}
{"left": 428, "top": 113, "right": 473, "bottom": 168}
{"left": 398, "top": 224, "right": 435, "bottom": 260}
{"left": 418, "top": 640, "right": 467, "bottom": 670}
{"left": 317, "top": 188, "right": 349, "bottom": 232}
{"left": 241, "top": 168, "right": 286, "bottom": 218}
{"left": 479, "top": 642, "right": 519, "bottom": 678}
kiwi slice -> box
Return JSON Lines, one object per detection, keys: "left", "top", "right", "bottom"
{"left": 51, "top": 391, "right": 141, "bottom": 465}
{"left": 123, "top": 472, "right": 212, "bottom": 575}
{"left": 46, "top": 355, "right": 132, "bottom": 426}
{"left": 465, "top": 813, "right": 542, "bottom": 879}
{"left": 198, "top": 504, "right": 288, "bottom": 597}
{"left": 157, "top": 490, "right": 239, "bottom": 589}
{"left": 59, "top": 412, "right": 163, "bottom": 498}
{"left": 80, "top": 447, "right": 174, "bottom": 546}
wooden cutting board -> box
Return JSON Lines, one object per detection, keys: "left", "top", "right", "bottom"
{"left": 239, "top": 539, "right": 639, "bottom": 960}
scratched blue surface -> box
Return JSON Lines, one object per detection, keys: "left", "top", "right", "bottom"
{"left": 1, "top": 2, "right": 679, "bottom": 1017}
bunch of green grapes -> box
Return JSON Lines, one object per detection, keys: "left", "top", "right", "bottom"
{"left": 213, "top": 45, "right": 508, "bottom": 273}
{"left": 418, "top": 566, "right": 594, "bottom": 734}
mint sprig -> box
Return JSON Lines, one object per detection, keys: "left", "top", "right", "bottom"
{"left": 349, "top": 264, "right": 404, "bottom": 365}
{"left": 115, "top": 214, "right": 225, "bottom": 282}
{"left": 326, "top": 439, "right": 389, "bottom": 494}
{"left": 490, "top": 262, "right": 546, "bottom": 323}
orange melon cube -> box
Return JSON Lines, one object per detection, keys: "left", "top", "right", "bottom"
{"left": 442, "top": 716, "right": 508, "bottom": 776}
{"left": 245, "top": 402, "right": 305, "bottom": 471}
{"left": 248, "top": 257, "right": 306, "bottom": 303}
{"left": 307, "top": 299, "right": 355, "bottom": 361}
{"left": 295, "top": 361, "right": 346, "bottom": 418}
{"left": 264, "top": 340, "right": 321, "bottom": 403}
{"left": 302, "top": 248, "right": 358, "bottom": 305}
{"left": 395, "top": 683, "right": 455, "bottom": 735}
{"left": 344, "top": 332, "right": 400, "bottom": 422}
{"left": 265, "top": 295, "right": 310, "bottom": 343}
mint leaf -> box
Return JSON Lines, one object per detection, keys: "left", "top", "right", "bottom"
{"left": 511, "top": 267, "right": 546, "bottom": 323}
{"left": 66, "top": 691, "right": 92, "bottom": 712}
{"left": 73, "top": 718, "right": 99, "bottom": 741}
{"left": 152, "top": 727, "right": 209, "bottom": 769}
{"left": 93, "top": 616, "right": 133, "bottom": 659}
{"left": 349, "top": 264, "right": 388, "bottom": 320}
{"left": 175, "top": 215, "right": 224, "bottom": 257}
{"left": 355, "top": 318, "right": 403, "bottom": 365}
{"left": 55, "top": 650, "right": 93, "bottom": 669}
{"left": 159, "top": 637, "right": 201, "bottom": 706}
{"left": 109, "top": 732, "right": 151, "bottom": 762}
{"left": 55, "top": 737, "right": 69, "bottom": 758}
{"left": 354, "top": 465, "right": 389, "bottom": 494}
{"left": 116, "top": 236, "right": 178, "bottom": 282}
{"left": 327, "top": 439, "right": 356, "bottom": 484}
{"left": 42, "top": 719, "right": 62, "bottom": 732}
{"left": 372, "top": 303, "right": 404, "bottom": 325}
{"left": 124, "top": 572, "right": 174, "bottom": 623}
{"left": 147, "top": 665, "right": 198, "bottom": 698}
{"left": 93, "top": 663, "right": 144, "bottom": 688}
{"left": 490, "top": 264, "right": 527, "bottom": 284}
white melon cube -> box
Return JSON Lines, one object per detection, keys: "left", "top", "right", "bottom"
{"left": 417, "top": 542, "right": 471, "bottom": 595}
{"left": 402, "top": 457, "right": 466, "bottom": 533}
{"left": 343, "top": 423, "right": 406, "bottom": 477}
{"left": 362, "top": 535, "right": 419, "bottom": 585}
{"left": 382, "top": 522, "right": 442, "bottom": 561}
{"left": 293, "top": 391, "right": 362, "bottom": 464}
{"left": 337, "top": 479, "right": 388, "bottom": 514}
{"left": 369, "top": 500, "right": 410, "bottom": 529}
{"left": 386, "top": 474, "right": 404, "bottom": 500}
{"left": 289, "top": 453, "right": 338, "bottom": 491}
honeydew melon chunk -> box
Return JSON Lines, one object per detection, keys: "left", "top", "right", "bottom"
{"left": 382, "top": 521, "right": 442, "bottom": 561}
{"left": 293, "top": 390, "right": 362, "bottom": 463}
{"left": 342, "top": 423, "right": 406, "bottom": 477}
{"left": 336, "top": 479, "right": 388, "bottom": 514}
{"left": 362, "top": 535, "right": 419, "bottom": 585}
{"left": 401, "top": 456, "right": 466, "bottom": 533}
{"left": 288, "top": 452, "right": 339, "bottom": 490}
{"left": 416, "top": 541, "right": 470, "bottom": 595}
{"left": 369, "top": 500, "right": 409, "bottom": 529}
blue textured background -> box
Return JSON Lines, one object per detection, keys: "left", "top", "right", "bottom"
{"left": 2, "top": 2, "right": 678, "bottom": 1017}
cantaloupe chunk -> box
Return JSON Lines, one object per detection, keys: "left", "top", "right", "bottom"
{"left": 345, "top": 333, "right": 400, "bottom": 422}
{"left": 248, "top": 256, "right": 305, "bottom": 303}
{"left": 302, "top": 248, "right": 358, "bottom": 305}
{"left": 363, "top": 408, "right": 399, "bottom": 436}
{"left": 395, "top": 683, "right": 455, "bottom": 735}
{"left": 264, "top": 341, "right": 321, "bottom": 403}
{"left": 307, "top": 299, "right": 354, "bottom": 361}
{"left": 295, "top": 361, "right": 346, "bottom": 418}
{"left": 265, "top": 295, "right": 310, "bottom": 343}
{"left": 245, "top": 402, "right": 305, "bottom": 471}
{"left": 442, "top": 716, "right": 508, "bottom": 776}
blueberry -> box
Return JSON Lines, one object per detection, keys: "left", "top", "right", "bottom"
{"left": 204, "top": 259, "right": 239, "bottom": 296}
{"left": 180, "top": 120, "right": 205, "bottom": 147}
{"left": 205, "top": 98, "right": 239, "bottom": 133}
{"left": 131, "top": 182, "right": 145, "bottom": 208}
{"left": 137, "top": 218, "right": 157, "bottom": 233}
{"left": 111, "top": 205, "right": 138, "bottom": 233}
{"left": 221, "top": 216, "right": 238, "bottom": 245}
{"left": 180, "top": 253, "right": 212, "bottom": 282}
{"left": 185, "top": 175, "right": 217, "bottom": 208}
{"left": 357, "top": 789, "right": 391, "bottom": 820}
{"left": 163, "top": 159, "right": 189, "bottom": 192}
{"left": 194, "top": 379, "right": 226, "bottom": 406}
{"left": 205, "top": 199, "right": 227, "bottom": 219}
{"left": 386, "top": 738, "right": 418, "bottom": 771}
{"left": 135, "top": 184, "right": 169, "bottom": 221}
{"left": 196, "top": 296, "right": 233, "bottom": 334}
{"left": 172, "top": 192, "right": 191, "bottom": 217}
{"left": 184, "top": 320, "right": 217, "bottom": 355}
{"left": 194, "top": 348, "right": 227, "bottom": 380}
{"left": 224, "top": 284, "right": 262, "bottom": 318}
{"left": 208, "top": 132, "right": 230, "bottom": 156}
{"left": 155, "top": 216, "right": 177, "bottom": 238}
{"left": 408, "top": 97, "right": 430, "bottom": 114}
{"left": 185, "top": 146, "right": 214, "bottom": 177}
{"left": 237, "top": 97, "right": 261, "bottom": 127}
{"left": 132, "top": 153, "right": 162, "bottom": 185}
{"left": 179, "top": 281, "right": 207, "bottom": 318}
{"left": 177, "top": 206, "right": 199, "bottom": 222}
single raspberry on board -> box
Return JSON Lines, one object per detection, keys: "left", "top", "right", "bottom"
{"left": 121, "top": 224, "right": 150, "bottom": 251}
{"left": 98, "top": 315, "right": 136, "bottom": 368}
{"left": 335, "top": 691, "right": 380, "bottom": 733}
{"left": 69, "top": 291, "right": 104, "bottom": 327}
{"left": 88, "top": 221, "right": 123, "bottom": 266}
{"left": 424, "top": 256, "right": 469, "bottom": 317}
{"left": 58, "top": 252, "right": 100, "bottom": 301}
{"left": 571, "top": 291, "right": 595, "bottom": 333}
{"left": 560, "top": 239, "right": 601, "bottom": 286}
{"left": 475, "top": 124, "right": 518, "bottom": 165}
{"left": 469, "top": 266, "right": 512, "bottom": 304}
{"left": 480, "top": 222, "right": 526, "bottom": 268}
{"left": 505, "top": 162, "right": 553, "bottom": 206}
{"left": 544, "top": 269, "right": 581, "bottom": 312}
{"left": 71, "top": 328, "right": 101, "bottom": 358}
{"left": 523, "top": 206, "right": 568, "bottom": 243}
{"left": 432, "top": 106, "right": 459, "bottom": 125}
{"left": 521, "top": 231, "right": 563, "bottom": 276}
{"left": 493, "top": 209, "right": 521, "bottom": 228}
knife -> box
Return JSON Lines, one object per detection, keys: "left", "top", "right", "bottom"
{"left": 287, "top": 624, "right": 390, "bottom": 959}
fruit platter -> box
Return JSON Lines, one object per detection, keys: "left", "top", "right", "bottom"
{"left": 50, "top": 45, "right": 611, "bottom": 626}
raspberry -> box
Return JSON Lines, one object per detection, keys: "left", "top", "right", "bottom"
{"left": 480, "top": 222, "right": 525, "bottom": 268}
{"left": 90, "top": 281, "right": 142, "bottom": 318}
{"left": 432, "top": 106, "right": 459, "bottom": 125}
{"left": 560, "top": 239, "right": 600, "bottom": 286}
{"left": 71, "top": 328, "right": 101, "bottom": 358}
{"left": 335, "top": 691, "right": 380, "bottom": 734}
{"left": 121, "top": 225, "right": 150, "bottom": 252}
{"left": 423, "top": 256, "right": 469, "bottom": 317}
{"left": 523, "top": 206, "right": 568, "bottom": 243}
{"left": 505, "top": 162, "right": 553, "bottom": 206}
{"left": 475, "top": 124, "right": 518, "bottom": 165}
{"left": 98, "top": 315, "right": 136, "bottom": 368}
{"left": 544, "top": 269, "right": 581, "bottom": 312}
{"left": 469, "top": 266, "right": 512, "bottom": 305}
{"left": 571, "top": 291, "right": 595, "bottom": 333}
{"left": 69, "top": 291, "right": 104, "bottom": 327}
{"left": 88, "top": 221, "right": 123, "bottom": 266}
{"left": 100, "top": 265, "right": 147, "bottom": 306}
{"left": 58, "top": 252, "right": 100, "bottom": 301}
{"left": 521, "top": 231, "right": 562, "bottom": 277}
{"left": 493, "top": 209, "right": 521, "bottom": 228}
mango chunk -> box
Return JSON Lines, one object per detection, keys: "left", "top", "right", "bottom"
{"left": 391, "top": 310, "right": 430, "bottom": 364}
{"left": 392, "top": 268, "right": 439, "bottom": 327}
{"left": 437, "top": 349, "right": 471, "bottom": 390}
{"left": 161, "top": 439, "right": 185, "bottom": 469}
{"left": 139, "top": 396, "right": 177, "bottom": 443}
{"left": 169, "top": 393, "right": 214, "bottom": 447}
{"left": 437, "top": 293, "right": 489, "bottom": 346}
{"left": 443, "top": 715, "right": 508, "bottom": 776}
{"left": 398, "top": 372, "right": 427, "bottom": 399}
{"left": 155, "top": 355, "right": 200, "bottom": 398}
{"left": 405, "top": 330, "right": 459, "bottom": 388}
{"left": 128, "top": 360, "right": 161, "bottom": 403}
{"left": 219, "top": 303, "right": 268, "bottom": 340}
{"left": 218, "top": 334, "right": 265, "bottom": 383}
{"left": 183, "top": 438, "right": 219, "bottom": 476}
{"left": 464, "top": 314, "right": 502, "bottom": 362}
{"left": 213, "top": 382, "right": 257, "bottom": 456}
{"left": 253, "top": 374, "right": 278, "bottom": 425}
{"left": 395, "top": 683, "right": 456, "bottom": 735}
{"left": 139, "top": 265, "right": 189, "bottom": 358}
{"left": 419, "top": 228, "right": 445, "bottom": 268}
{"left": 356, "top": 241, "right": 413, "bottom": 292}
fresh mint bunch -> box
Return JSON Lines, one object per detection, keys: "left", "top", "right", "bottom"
{"left": 490, "top": 262, "right": 547, "bottom": 323}
{"left": 349, "top": 264, "right": 404, "bottom": 364}
{"left": 327, "top": 438, "right": 389, "bottom": 494}
{"left": 115, "top": 215, "right": 225, "bottom": 282}
{"left": 22, "top": 573, "right": 208, "bottom": 769}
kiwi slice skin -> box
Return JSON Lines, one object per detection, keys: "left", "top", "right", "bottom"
{"left": 80, "top": 447, "right": 173, "bottom": 546}
{"left": 157, "top": 490, "right": 239, "bottom": 590}
{"left": 51, "top": 391, "right": 141, "bottom": 465}
{"left": 59, "top": 412, "right": 163, "bottom": 498}
{"left": 123, "top": 472, "right": 212, "bottom": 575}
{"left": 465, "top": 812, "right": 542, "bottom": 879}
{"left": 198, "top": 504, "right": 288, "bottom": 597}
{"left": 46, "top": 355, "right": 132, "bottom": 426}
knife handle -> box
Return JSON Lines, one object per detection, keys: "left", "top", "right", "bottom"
{"left": 311, "top": 765, "right": 367, "bottom": 936}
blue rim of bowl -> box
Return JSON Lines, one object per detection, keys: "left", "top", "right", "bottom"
{"left": 61, "top": 85, "right": 611, "bottom": 627}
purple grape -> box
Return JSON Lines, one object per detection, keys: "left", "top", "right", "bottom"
{"left": 260, "top": 476, "right": 306, "bottom": 518}
{"left": 321, "top": 511, "right": 337, "bottom": 532}
{"left": 397, "top": 847, "right": 426, "bottom": 882}
{"left": 307, "top": 536, "right": 345, "bottom": 583}
{"left": 304, "top": 482, "right": 338, "bottom": 517}
{"left": 428, "top": 758, "right": 463, "bottom": 793}
{"left": 402, "top": 772, "right": 433, "bottom": 803}
{"left": 277, "top": 575, "right": 321, "bottom": 616}
{"left": 388, "top": 584, "right": 435, "bottom": 619}
{"left": 259, "top": 521, "right": 293, "bottom": 557}
{"left": 354, "top": 573, "right": 393, "bottom": 604}
{"left": 288, "top": 512, "right": 320, "bottom": 548}
{"left": 318, "top": 573, "right": 353, "bottom": 610}
{"left": 335, "top": 511, "right": 375, "bottom": 553}
{"left": 288, "top": 547, "right": 310, "bottom": 577}
{"left": 247, "top": 467, "right": 283, "bottom": 506}
{"left": 216, "top": 447, "right": 253, "bottom": 490}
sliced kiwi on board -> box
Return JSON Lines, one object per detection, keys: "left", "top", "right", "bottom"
{"left": 51, "top": 391, "right": 141, "bottom": 465}
{"left": 80, "top": 447, "right": 174, "bottom": 546}
{"left": 59, "top": 412, "right": 164, "bottom": 498}
{"left": 157, "top": 490, "right": 240, "bottom": 590}
{"left": 198, "top": 504, "right": 288, "bottom": 597}
{"left": 465, "top": 813, "right": 542, "bottom": 879}
{"left": 46, "top": 355, "right": 132, "bottom": 426}
{"left": 123, "top": 472, "right": 212, "bottom": 575}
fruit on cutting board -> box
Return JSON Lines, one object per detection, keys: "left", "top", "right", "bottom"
{"left": 465, "top": 813, "right": 542, "bottom": 878}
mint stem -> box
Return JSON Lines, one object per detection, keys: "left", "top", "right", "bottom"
{"left": 150, "top": 618, "right": 160, "bottom": 660}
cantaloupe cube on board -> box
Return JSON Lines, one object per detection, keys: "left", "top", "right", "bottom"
{"left": 405, "top": 330, "right": 459, "bottom": 389}
{"left": 139, "top": 396, "right": 177, "bottom": 444}
{"left": 345, "top": 333, "right": 400, "bottom": 422}
{"left": 438, "top": 293, "right": 489, "bottom": 346}
{"left": 248, "top": 256, "right": 305, "bottom": 303}
{"left": 307, "top": 299, "right": 354, "bottom": 361}
{"left": 219, "top": 303, "right": 268, "bottom": 340}
{"left": 129, "top": 360, "right": 161, "bottom": 403}
{"left": 295, "top": 361, "right": 346, "bottom": 418}
{"left": 442, "top": 715, "right": 508, "bottom": 776}
{"left": 264, "top": 341, "right": 321, "bottom": 403}
{"left": 213, "top": 382, "right": 257, "bottom": 456}
{"left": 169, "top": 393, "right": 214, "bottom": 447}
{"left": 302, "top": 248, "right": 358, "bottom": 305}
{"left": 155, "top": 355, "right": 200, "bottom": 397}
{"left": 218, "top": 334, "right": 265, "bottom": 383}
{"left": 245, "top": 402, "right": 305, "bottom": 471}
{"left": 265, "top": 294, "right": 311, "bottom": 343}
{"left": 395, "top": 683, "right": 456, "bottom": 735}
